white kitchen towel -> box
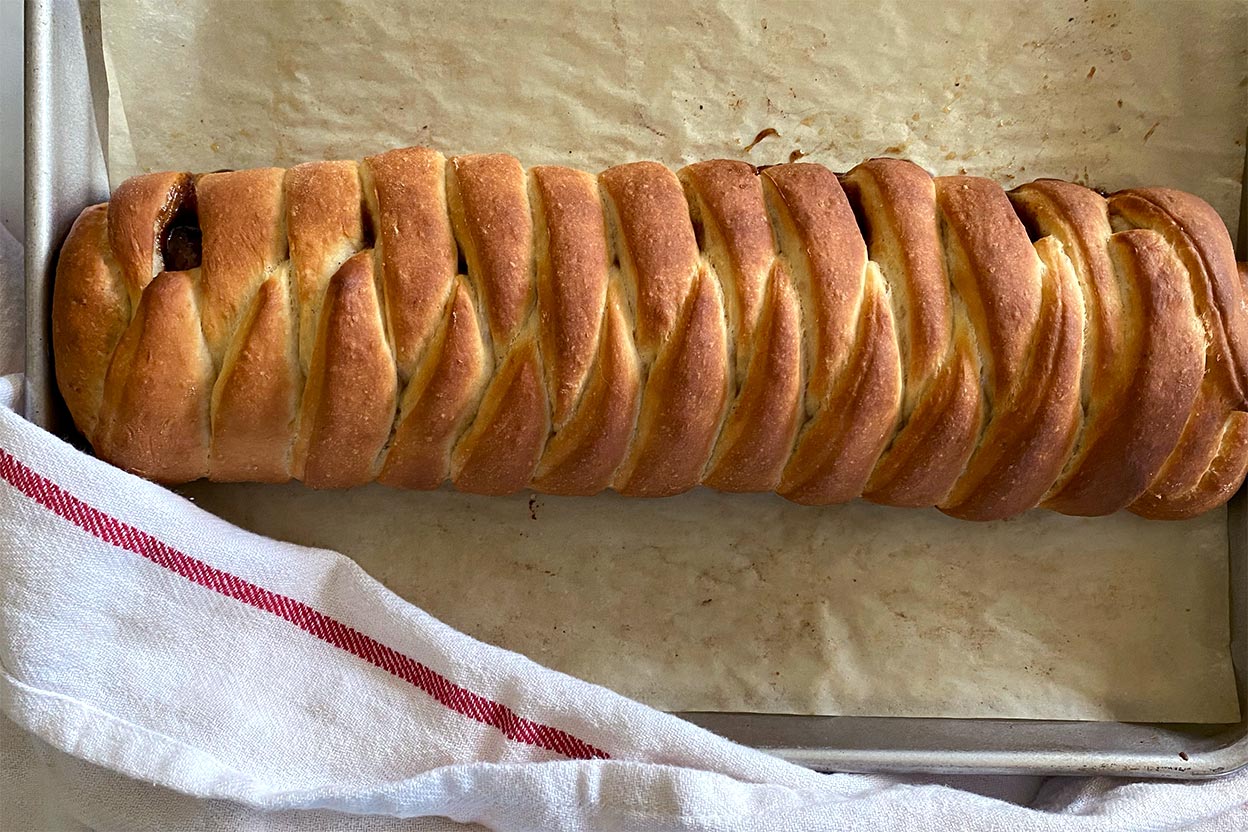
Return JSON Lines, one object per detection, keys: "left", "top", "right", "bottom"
{"left": 2, "top": 368, "right": 1247, "bottom": 831}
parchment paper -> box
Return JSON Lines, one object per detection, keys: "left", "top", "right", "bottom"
{"left": 100, "top": 0, "right": 1245, "bottom": 722}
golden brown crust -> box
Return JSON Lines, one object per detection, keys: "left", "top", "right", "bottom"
{"left": 530, "top": 165, "right": 611, "bottom": 429}
{"left": 603, "top": 161, "right": 730, "bottom": 496}
{"left": 865, "top": 327, "right": 983, "bottom": 507}
{"left": 379, "top": 277, "right": 489, "bottom": 490}
{"left": 600, "top": 162, "right": 701, "bottom": 360}
{"left": 1045, "top": 230, "right": 1203, "bottom": 513}
{"left": 1109, "top": 188, "right": 1248, "bottom": 518}
{"left": 1116, "top": 189, "right": 1247, "bottom": 403}
{"left": 1011, "top": 181, "right": 1207, "bottom": 515}
{"left": 95, "top": 269, "right": 213, "bottom": 483}
{"left": 1130, "top": 399, "right": 1248, "bottom": 519}
{"left": 779, "top": 264, "right": 902, "bottom": 504}
{"left": 51, "top": 148, "right": 1248, "bottom": 517}
{"left": 452, "top": 334, "right": 550, "bottom": 495}
{"left": 1010, "top": 181, "right": 1122, "bottom": 392}
{"left": 448, "top": 154, "right": 535, "bottom": 351}
{"left": 533, "top": 282, "right": 642, "bottom": 495}
{"left": 528, "top": 165, "right": 643, "bottom": 495}
{"left": 845, "top": 159, "right": 983, "bottom": 507}
{"left": 936, "top": 176, "right": 1041, "bottom": 397}
{"left": 678, "top": 160, "right": 774, "bottom": 367}
{"left": 842, "top": 159, "right": 949, "bottom": 406}
{"left": 208, "top": 267, "right": 300, "bottom": 482}
{"left": 292, "top": 252, "right": 397, "bottom": 488}
{"left": 702, "top": 263, "right": 804, "bottom": 492}
{"left": 285, "top": 160, "right": 366, "bottom": 375}
{"left": 937, "top": 178, "right": 1084, "bottom": 520}
{"left": 763, "top": 163, "right": 901, "bottom": 504}
{"left": 196, "top": 168, "right": 288, "bottom": 366}
{"left": 106, "top": 171, "right": 194, "bottom": 304}
{"left": 362, "top": 147, "right": 456, "bottom": 380}
{"left": 442, "top": 155, "right": 548, "bottom": 495}
{"left": 762, "top": 163, "right": 867, "bottom": 408}
{"left": 679, "top": 160, "right": 802, "bottom": 491}
{"left": 613, "top": 267, "right": 730, "bottom": 496}
{"left": 1008, "top": 180, "right": 1114, "bottom": 505}
{"left": 52, "top": 204, "right": 130, "bottom": 441}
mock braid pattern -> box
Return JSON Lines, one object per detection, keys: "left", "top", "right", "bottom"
{"left": 51, "top": 148, "right": 1248, "bottom": 520}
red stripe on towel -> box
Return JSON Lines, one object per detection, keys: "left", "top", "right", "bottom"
{"left": 0, "top": 447, "right": 609, "bottom": 761}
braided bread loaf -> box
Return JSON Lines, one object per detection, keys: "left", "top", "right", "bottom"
{"left": 52, "top": 148, "right": 1248, "bottom": 520}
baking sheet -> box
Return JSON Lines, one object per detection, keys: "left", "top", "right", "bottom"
{"left": 100, "top": 0, "right": 1245, "bottom": 722}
